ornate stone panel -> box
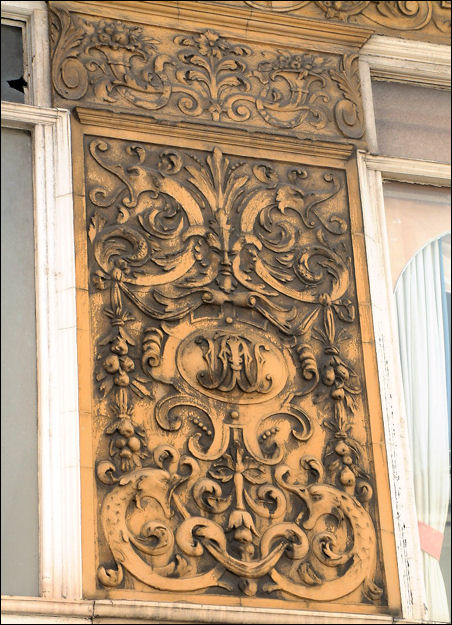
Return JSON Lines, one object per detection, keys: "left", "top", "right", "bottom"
{"left": 224, "top": 1, "right": 451, "bottom": 43}
{"left": 69, "top": 116, "right": 400, "bottom": 613}
{"left": 54, "top": 0, "right": 401, "bottom": 616}
{"left": 49, "top": 2, "right": 366, "bottom": 144}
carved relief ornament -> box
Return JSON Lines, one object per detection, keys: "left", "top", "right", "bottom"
{"left": 52, "top": 0, "right": 401, "bottom": 615}
{"left": 77, "top": 135, "right": 396, "bottom": 611}
{"left": 243, "top": 1, "right": 451, "bottom": 42}
{"left": 49, "top": 5, "right": 365, "bottom": 142}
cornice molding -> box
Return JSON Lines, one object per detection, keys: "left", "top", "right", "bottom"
{"left": 74, "top": 106, "right": 356, "bottom": 161}
{"left": 53, "top": 1, "right": 373, "bottom": 50}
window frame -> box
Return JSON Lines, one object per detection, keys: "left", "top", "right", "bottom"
{"left": 1, "top": 0, "right": 81, "bottom": 603}
{"left": 358, "top": 35, "right": 452, "bottom": 624}
{"left": 1, "top": 0, "right": 51, "bottom": 107}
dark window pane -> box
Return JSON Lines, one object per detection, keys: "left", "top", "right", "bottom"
{"left": 1, "top": 23, "right": 26, "bottom": 103}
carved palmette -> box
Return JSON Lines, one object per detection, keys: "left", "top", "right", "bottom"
{"left": 87, "top": 137, "right": 384, "bottom": 604}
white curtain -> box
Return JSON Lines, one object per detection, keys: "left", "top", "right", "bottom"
{"left": 395, "top": 238, "right": 450, "bottom": 623}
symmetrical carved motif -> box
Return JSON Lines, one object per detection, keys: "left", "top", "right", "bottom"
{"left": 49, "top": 5, "right": 365, "bottom": 141}
{"left": 243, "top": 1, "right": 451, "bottom": 41}
{"left": 87, "top": 138, "right": 386, "bottom": 604}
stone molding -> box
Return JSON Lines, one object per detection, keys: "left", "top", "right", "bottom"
{"left": 1, "top": 596, "right": 395, "bottom": 624}
{"left": 226, "top": 1, "right": 451, "bottom": 44}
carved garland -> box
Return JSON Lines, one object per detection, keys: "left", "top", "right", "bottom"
{"left": 49, "top": 7, "right": 365, "bottom": 140}
{"left": 88, "top": 139, "right": 383, "bottom": 603}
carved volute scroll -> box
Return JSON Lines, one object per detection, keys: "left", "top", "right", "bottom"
{"left": 240, "top": 1, "right": 451, "bottom": 43}
{"left": 50, "top": 0, "right": 402, "bottom": 616}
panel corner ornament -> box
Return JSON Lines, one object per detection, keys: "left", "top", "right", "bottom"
{"left": 86, "top": 138, "right": 386, "bottom": 605}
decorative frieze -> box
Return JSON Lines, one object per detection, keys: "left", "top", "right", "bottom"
{"left": 49, "top": 4, "right": 365, "bottom": 142}
{"left": 241, "top": 1, "right": 451, "bottom": 43}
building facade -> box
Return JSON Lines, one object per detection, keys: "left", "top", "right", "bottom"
{"left": 1, "top": 1, "right": 451, "bottom": 623}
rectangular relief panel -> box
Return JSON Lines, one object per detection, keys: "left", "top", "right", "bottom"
{"left": 53, "top": 0, "right": 400, "bottom": 616}
{"left": 48, "top": 1, "right": 367, "bottom": 146}
{"left": 72, "top": 113, "right": 400, "bottom": 614}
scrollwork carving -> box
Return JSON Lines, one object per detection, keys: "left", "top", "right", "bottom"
{"left": 84, "top": 137, "right": 386, "bottom": 606}
{"left": 243, "top": 1, "right": 450, "bottom": 41}
{"left": 49, "top": 6, "right": 372, "bottom": 142}
{"left": 50, "top": 7, "right": 172, "bottom": 111}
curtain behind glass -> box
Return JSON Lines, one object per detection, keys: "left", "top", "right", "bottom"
{"left": 395, "top": 238, "right": 450, "bottom": 623}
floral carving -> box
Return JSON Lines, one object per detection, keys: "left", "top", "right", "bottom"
{"left": 86, "top": 139, "right": 385, "bottom": 604}
{"left": 254, "top": 52, "right": 332, "bottom": 130}
{"left": 49, "top": 7, "right": 172, "bottom": 111}
{"left": 49, "top": 5, "right": 366, "bottom": 140}
{"left": 174, "top": 31, "right": 253, "bottom": 125}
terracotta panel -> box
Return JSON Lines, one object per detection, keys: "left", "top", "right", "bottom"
{"left": 48, "top": 0, "right": 401, "bottom": 616}
{"left": 48, "top": 2, "right": 366, "bottom": 146}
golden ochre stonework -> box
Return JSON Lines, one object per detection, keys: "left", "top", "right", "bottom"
{"left": 70, "top": 129, "right": 397, "bottom": 611}
{"left": 89, "top": 139, "right": 373, "bottom": 600}
{"left": 49, "top": 4, "right": 365, "bottom": 143}
{"left": 240, "top": 1, "right": 451, "bottom": 43}
{"left": 51, "top": 0, "right": 401, "bottom": 615}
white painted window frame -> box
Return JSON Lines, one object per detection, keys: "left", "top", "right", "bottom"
{"left": 358, "top": 35, "right": 452, "bottom": 624}
{"left": 1, "top": 0, "right": 51, "bottom": 107}
{"left": 1, "top": 0, "right": 82, "bottom": 604}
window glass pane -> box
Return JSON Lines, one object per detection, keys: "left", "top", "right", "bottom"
{"left": 440, "top": 238, "right": 451, "bottom": 616}
{"left": 372, "top": 81, "right": 451, "bottom": 163}
{"left": 394, "top": 234, "right": 451, "bottom": 622}
{"left": 387, "top": 182, "right": 451, "bottom": 621}
{"left": 383, "top": 181, "right": 451, "bottom": 287}
{"left": 1, "top": 23, "right": 26, "bottom": 103}
{"left": 1, "top": 126, "right": 39, "bottom": 596}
